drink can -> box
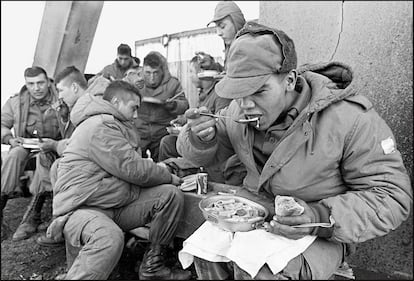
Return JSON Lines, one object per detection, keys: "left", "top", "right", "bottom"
{"left": 196, "top": 173, "right": 208, "bottom": 195}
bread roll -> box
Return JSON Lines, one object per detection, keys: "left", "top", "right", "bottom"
{"left": 275, "top": 195, "right": 305, "bottom": 216}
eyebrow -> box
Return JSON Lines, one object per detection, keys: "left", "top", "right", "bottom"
{"left": 255, "top": 85, "right": 267, "bottom": 93}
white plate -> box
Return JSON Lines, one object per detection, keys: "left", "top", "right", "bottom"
{"left": 22, "top": 138, "right": 40, "bottom": 149}
{"left": 142, "top": 96, "right": 164, "bottom": 104}
{"left": 197, "top": 70, "right": 219, "bottom": 79}
{"left": 22, "top": 144, "right": 40, "bottom": 149}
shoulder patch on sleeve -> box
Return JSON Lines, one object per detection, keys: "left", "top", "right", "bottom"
{"left": 344, "top": 95, "right": 373, "bottom": 111}
{"left": 381, "top": 137, "right": 396, "bottom": 154}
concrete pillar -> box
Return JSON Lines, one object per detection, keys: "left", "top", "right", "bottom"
{"left": 33, "top": 1, "right": 103, "bottom": 78}
{"left": 260, "top": 1, "right": 412, "bottom": 277}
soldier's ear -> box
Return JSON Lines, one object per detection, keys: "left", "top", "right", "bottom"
{"left": 286, "top": 70, "right": 297, "bottom": 92}
{"left": 111, "top": 97, "right": 119, "bottom": 106}
{"left": 71, "top": 82, "right": 79, "bottom": 93}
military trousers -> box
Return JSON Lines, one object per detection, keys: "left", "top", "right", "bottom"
{"left": 63, "top": 184, "right": 184, "bottom": 280}
{"left": 1, "top": 146, "right": 55, "bottom": 196}
{"left": 194, "top": 237, "right": 345, "bottom": 280}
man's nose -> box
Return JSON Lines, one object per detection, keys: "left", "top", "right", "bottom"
{"left": 34, "top": 83, "right": 40, "bottom": 91}
{"left": 133, "top": 110, "right": 138, "bottom": 119}
{"left": 216, "top": 27, "right": 223, "bottom": 37}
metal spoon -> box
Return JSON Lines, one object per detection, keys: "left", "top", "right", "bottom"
{"left": 33, "top": 129, "right": 43, "bottom": 143}
{"left": 199, "top": 112, "right": 259, "bottom": 125}
{"left": 166, "top": 91, "right": 185, "bottom": 102}
{"left": 199, "top": 112, "right": 233, "bottom": 119}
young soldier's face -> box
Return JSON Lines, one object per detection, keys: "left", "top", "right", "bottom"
{"left": 56, "top": 78, "right": 79, "bottom": 110}
{"left": 215, "top": 16, "right": 237, "bottom": 46}
{"left": 143, "top": 65, "right": 163, "bottom": 89}
{"left": 117, "top": 54, "right": 132, "bottom": 69}
{"left": 25, "top": 74, "right": 50, "bottom": 100}
{"left": 236, "top": 74, "right": 291, "bottom": 131}
{"left": 115, "top": 93, "right": 141, "bottom": 120}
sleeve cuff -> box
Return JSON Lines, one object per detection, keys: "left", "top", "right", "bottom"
{"left": 309, "top": 203, "right": 334, "bottom": 238}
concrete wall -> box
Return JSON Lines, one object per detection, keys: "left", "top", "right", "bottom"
{"left": 260, "top": 1, "right": 413, "bottom": 277}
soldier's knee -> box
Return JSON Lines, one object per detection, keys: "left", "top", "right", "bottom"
{"left": 5, "top": 146, "right": 28, "bottom": 160}
{"left": 94, "top": 226, "right": 124, "bottom": 256}
{"left": 165, "top": 185, "right": 185, "bottom": 204}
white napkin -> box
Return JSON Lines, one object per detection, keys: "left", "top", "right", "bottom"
{"left": 229, "top": 229, "right": 316, "bottom": 277}
{"left": 178, "top": 221, "right": 233, "bottom": 269}
{"left": 178, "top": 221, "right": 316, "bottom": 278}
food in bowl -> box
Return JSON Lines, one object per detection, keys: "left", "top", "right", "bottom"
{"left": 204, "top": 198, "right": 266, "bottom": 222}
{"left": 199, "top": 195, "right": 269, "bottom": 232}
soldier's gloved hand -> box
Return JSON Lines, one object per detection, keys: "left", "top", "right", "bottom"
{"left": 9, "top": 137, "right": 23, "bottom": 148}
{"left": 185, "top": 106, "right": 217, "bottom": 142}
{"left": 263, "top": 198, "right": 317, "bottom": 240}
{"left": 39, "top": 138, "right": 57, "bottom": 153}
{"left": 171, "top": 174, "right": 183, "bottom": 186}
{"left": 164, "top": 100, "right": 177, "bottom": 110}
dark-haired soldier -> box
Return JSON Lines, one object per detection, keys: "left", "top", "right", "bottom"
{"left": 1, "top": 66, "right": 63, "bottom": 241}
{"left": 134, "top": 51, "right": 188, "bottom": 161}
{"left": 35, "top": 66, "right": 88, "bottom": 246}
{"left": 48, "top": 80, "right": 190, "bottom": 280}
{"left": 89, "top": 43, "right": 138, "bottom": 84}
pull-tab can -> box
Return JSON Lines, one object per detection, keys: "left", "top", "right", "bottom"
{"left": 196, "top": 173, "right": 208, "bottom": 195}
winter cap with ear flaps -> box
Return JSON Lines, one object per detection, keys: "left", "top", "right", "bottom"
{"left": 215, "top": 21, "right": 297, "bottom": 99}
{"left": 207, "top": 1, "right": 246, "bottom": 32}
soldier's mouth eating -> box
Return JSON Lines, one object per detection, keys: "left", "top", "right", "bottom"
{"left": 237, "top": 115, "right": 261, "bottom": 128}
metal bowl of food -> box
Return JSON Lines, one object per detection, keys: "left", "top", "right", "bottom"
{"left": 199, "top": 194, "right": 269, "bottom": 232}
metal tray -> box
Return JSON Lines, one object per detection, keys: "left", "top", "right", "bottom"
{"left": 199, "top": 194, "right": 269, "bottom": 232}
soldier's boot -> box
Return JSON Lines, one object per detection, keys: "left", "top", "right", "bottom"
{"left": 138, "top": 244, "right": 192, "bottom": 280}
{"left": 37, "top": 192, "right": 53, "bottom": 232}
{"left": 12, "top": 192, "right": 46, "bottom": 241}
{"left": 1, "top": 193, "right": 10, "bottom": 241}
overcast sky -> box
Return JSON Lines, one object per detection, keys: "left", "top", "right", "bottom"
{"left": 1, "top": 1, "right": 259, "bottom": 107}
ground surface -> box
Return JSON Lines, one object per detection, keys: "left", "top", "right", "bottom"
{"left": 1, "top": 197, "right": 196, "bottom": 280}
